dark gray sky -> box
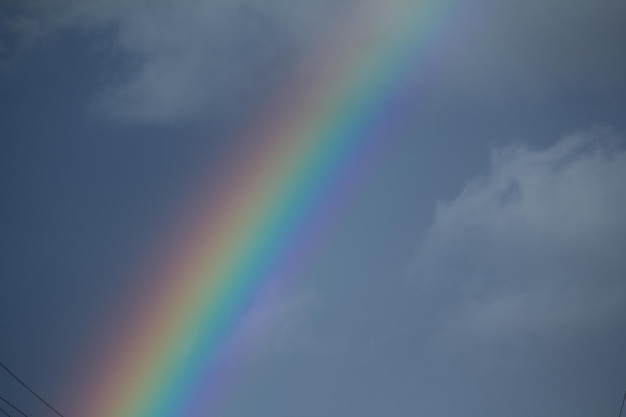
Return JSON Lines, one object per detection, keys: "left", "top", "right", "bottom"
{"left": 1, "top": 1, "right": 625, "bottom": 416}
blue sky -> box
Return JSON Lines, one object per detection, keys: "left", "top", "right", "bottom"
{"left": 1, "top": 1, "right": 626, "bottom": 416}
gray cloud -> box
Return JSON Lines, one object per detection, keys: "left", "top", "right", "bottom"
{"left": 1, "top": 0, "right": 350, "bottom": 121}
{"left": 411, "top": 129, "right": 626, "bottom": 354}
{"left": 3, "top": 0, "right": 625, "bottom": 122}
{"left": 90, "top": 0, "right": 340, "bottom": 122}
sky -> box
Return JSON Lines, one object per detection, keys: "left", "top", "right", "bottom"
{"left": 1, "top": 0, "right": 626, "bottom": 416}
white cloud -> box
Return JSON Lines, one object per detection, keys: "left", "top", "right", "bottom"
{"left": 411, "top": 129, "right": 626, "bottom": 352}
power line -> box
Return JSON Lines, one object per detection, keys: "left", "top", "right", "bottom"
{"left": 0, "top": 396, "right": 29, "bottom": 417}
{"left": 0, "top": 405, "right": 12, "bottom": 417}
{"left": 0, "top": 361, "right": 64, "bottom": 417}
{"left": 619, "top": 390, "right": 626, "bottom": 417}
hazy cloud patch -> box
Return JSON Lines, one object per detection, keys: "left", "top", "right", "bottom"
{"left": 233, "top": 282, "right": 330, "bottom": 356}
{"left": 417, "top": 0, "right": 626, "bottom": 100}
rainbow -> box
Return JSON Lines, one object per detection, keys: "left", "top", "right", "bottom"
{"left": 77, "top": 1, "right": 458, "bottom": 416}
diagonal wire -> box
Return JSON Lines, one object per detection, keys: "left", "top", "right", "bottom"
{"left": 619, "top": 390, "right": 626, "bottom": 417}
{"left": 0, "top": 396, "right": 29, "bottom": 417}
{"left": 0, "top": 405, "right": 12, "bottom": 417}
{"left": 0, "top": 361, "right": 63, "bottom": 417}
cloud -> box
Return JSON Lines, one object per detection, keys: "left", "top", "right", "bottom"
{"left": 410, "top": 129, "right": 626, "bottom": 353}
{"left": 3, "top": 0, "right": 625, "bottom": 121}
{"left": 90, "top": 0, "right": 301, "bottom": 122}
{"left": 1, "top": 0, "right": 350, "bottom": 121}
{"left": 232, "top": 281, "right": 328, "bottom": 356}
